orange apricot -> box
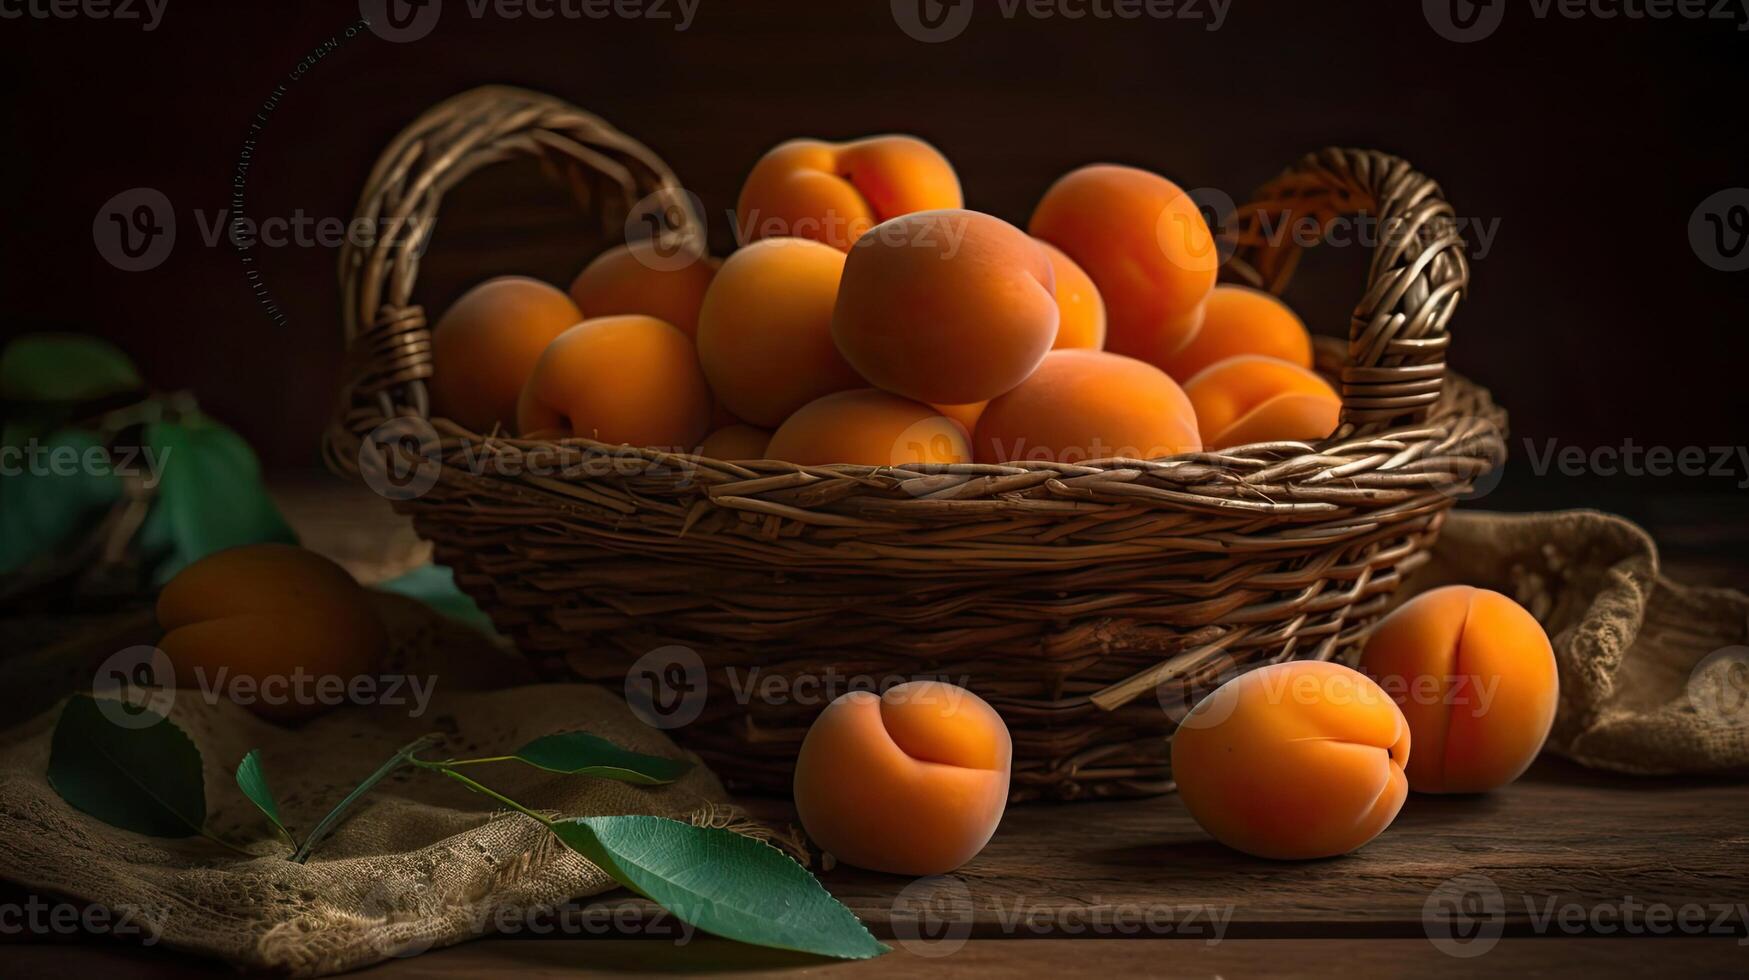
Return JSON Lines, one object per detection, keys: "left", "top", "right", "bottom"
{"left": 1159, "top": 286, "right": 1313, "bottom": 382}
{"left": 833, "top": 210, "right": 1058, "bottom": 405}
{"left": 699, "top": 423, "right": 772, "bottom": 460}
{"left": 971, "top": 349, "right": 1201, "bottom": 464}
{"left": 1036, "top": 239, "right": 1106, "bottom": 350}
{"left": 931, "top": 400, "right": 987, "bottom": 434}
{"left": 157, "top": 543, "right": 387, "bottom": 723}
{"left": 430, "top": 276, "right": 582, "bottom": 433}
{"left": 737, "top": 135, "right": 962, "bottom": 251}
{"left": 515, "top": 314, "right": 711, "bottom": 449}
{"left": 1171, "top": 660, "right": 1411, "bottom": 860}
{"left": 1181, "top": 355, "right": 1341, "bottom": 450}
{"left": 1029, "top": 164, "right": 1218, "bottom": 367}
{"left": 766, "top": 389, "right": 969, "bottom": 467}
{"left": 1358, "top": 586, "right": 1558, "bottom": 794}
{"left": 793, "top": 681, "right": 1011, "bottom": 875}
{"left": 695, "top": 238, "right": 864, "bottom": 427}
{"left": 567, "top": 242, "right": 720, "bottom": 340}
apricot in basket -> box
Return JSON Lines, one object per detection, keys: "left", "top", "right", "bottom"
{"left": 698, "top": 423, "right": 772, "bottom": 461}
{"left": 1036, "top": 239, "right": 1107, "bottom": 351}
{"left": 430, "top": 276, "right": 583, "bottom": 433}
{"left": 516, "top": 314, "right": 712, "bottom": 449}
{"left": 766, "top": 389, "right": 969, "bottom": 467}
{"left": 1159, "top": 285, "right": 1313, "bottom": 383}
{"left": 971, "top": 349, "right": 1200, "bottom": 464}
{"left": 567, "top": 241, "right": 720, "bottom": 341}
{"left": 737, "top": 135, "right": 963, "bottom": 252}
{"left": 1181, "top": 355, "right": 1341, "bottom": 450}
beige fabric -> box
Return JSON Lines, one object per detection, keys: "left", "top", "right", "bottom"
{"left": 1407, "top": 509, "right": 1748, "bottom": 774}
{"left": 0, "top": 593, "right": 785, "bottom": 976}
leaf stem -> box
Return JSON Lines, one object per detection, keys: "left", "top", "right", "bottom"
{"left": 413, "top": 758, "right": 555, "bottom": 828}
{"left": 432, "top": 755, "right": 516, "bottom": 766}
{"left": 200, "top": 828, "right": 258, "bottom": 858}
{"left": 289, "top": 733, "right": 442, "bottom": 863}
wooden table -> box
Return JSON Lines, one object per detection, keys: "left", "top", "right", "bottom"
{"left": 5, "top": 475, "right": 1746, "bottom": 977}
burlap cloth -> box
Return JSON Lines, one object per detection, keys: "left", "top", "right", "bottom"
{"left": 0, "top": 509, "right": 1743, "bottom": 974}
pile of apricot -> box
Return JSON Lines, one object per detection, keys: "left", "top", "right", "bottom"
{"left": 430, "top": 134, "right": 1344, "bottom": 466}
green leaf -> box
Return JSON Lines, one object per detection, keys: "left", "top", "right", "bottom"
{"left": 483, "top": 732, "right": 692, "bottom": 785}
{"left": 0, "top": 333, "right": 143, "bottom": 402}
{"left": 375, "top": 563, "right": 498, "bottom": 636}
{"left": 46, "top": 695, "right": 207, "bottom": 838}
{"left": 550, "top": 816, "right": 887, "bottom": 960}
{"left": 235, "top": 749, "right": 296, "bottom": 847}
{"left": 0, "top": 427, "right": 123, "bottom": 574}
{"left": 143, "top": 413, "right": 296, "bottom": 583}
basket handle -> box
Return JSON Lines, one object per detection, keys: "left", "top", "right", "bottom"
{"left": 328, "top": 85, "right": 705, "bottom": 452}
{"left": 1223, "top": 148, "right": 1470, "bottom": 435}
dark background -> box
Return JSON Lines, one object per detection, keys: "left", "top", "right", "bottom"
{"left": 4, "top": 0, "right": 1746, "bottom": 546}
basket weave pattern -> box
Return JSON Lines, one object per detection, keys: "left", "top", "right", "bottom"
{"left": 327, "top": 87, "right": 1506, "bottom": 800}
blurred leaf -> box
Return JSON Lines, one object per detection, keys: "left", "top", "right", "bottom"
{"left": 374, "top": 562, "right": 497, "bottom": 636}
{"left": 550, "top": 816, "right": 887, "bottom": 960}
{"left": 474, "top": 732, "right": 692, "bottom": 784}
{"left": 47, "top": 695, "right": 207, "bottom": 838}
{"left": 235, "top": 749, "right": 296, "bottom": 847}
{"left": 0, "top": 333, "right": 143, "bottom": 403}
{"left": 0, "top": 427, "right": 122, "bottom": 575}
{"left": 143, "top": 413, "right": 296, "bottom": 583}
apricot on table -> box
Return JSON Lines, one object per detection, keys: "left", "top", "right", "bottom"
{"left": 793, "top": 681, "right": 1011, "bottom": 875}
{"left": 833, "top": 209, "right": 1058, "bottom": 406}
{"left": 430, "top": 276, "right": 583, "bottom": 433}
{"left": 515, "top": 314, "right": 712, "bottom": 449}
{"left": 1037, "top": 239, "right": 1106, "bottom": 350}
{"left": 699, "top": 423, "right": 772, "bottom": 460}
{"left": 971, "top": 349, "right": 1200, "bottom": 464}
{"left": 737, "top": 135, "right": 962, "bottom": 251}
{"left": 1171, "top": 660, "right": 1411, "bottom": 860}
{"left": 695, "top": 237, "right": 863, "bottom": 428}
{"left": 1358, "top": 585, "right": 1559, "bottom": 794}
{"left": 1030, "top": 164, "right": 1218, "bottom": 368}
{"left": 157, "top": 543, "right": 387, "bottom": 722}
{"left": 1159, "top": 285, "right": 1313, "bottom": 382}
{"left": 766, "top": 389, "right": 969, "bottom": 467}
{"left": 567, "top": 241, "right": 720, "bottom": 340}
{"left": 1181, "top": 355, "right": 1341, "bottom": 450}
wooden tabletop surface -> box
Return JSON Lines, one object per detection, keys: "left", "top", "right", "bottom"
{"left": 4, "top": 475, "right": 1746, "bottom": 977}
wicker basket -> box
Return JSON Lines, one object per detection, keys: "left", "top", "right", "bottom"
{"left": 326, "top": 86, "right": 1507, "bottom": 801}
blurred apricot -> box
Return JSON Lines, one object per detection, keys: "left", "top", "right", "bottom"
{"left": 699, "top": 423, "right": 772, "bottom": 460}
{"left": 515, "top": 314, "right": 711, "bottom": 449}
{"left": 794, "top": 681, "right": 1011, "bottom": 875}
{"left": 972, "top": 349, "right": 1200, "bottom": 464}
{"left": 1182, "top": 355, "right": 1341, "bottom": 450}
{"left": 430, "top": 276, "right": 582, "bottom": 433}
{"left": 766, "top": 389, "right": 969, "bottom": 467}
{"left": 737, "top": 135, "right": 962, "bottom": 251}
{"left": 567, "top": 242, "right": 720, "bottom": 340}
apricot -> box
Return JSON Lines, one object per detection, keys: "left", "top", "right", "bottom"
{"left": 1358, "top": 586, "right": 1559, "bottom": 794}
{"left": 515, "top": 315, "right": 711, "bottom": 449}
{"left": 931, "top": 400, "right": 987, "bottom": 434}
{"left": 971, "top": 349, "right": 1201, "bottom": 464}
{"left": 766, "top": 389, "right": 969, "bottom": 467}
{"left": 695, "top": 238, "right": 863, "bottom": 427}
{"left": 1036, "top": 239, "right": 1106, "bottom": 350}
{"left": 1181, "top": 355, "right": 1341, "bottom": 450}
{"left": 157, "top": 543, "right": 387, "bottom": 723}
{"left": 737, "top": 135, "right": 962, "bottom": 251}
{"left": 567, "top": 242, "right": 720, "bottom": 340}
{"left": 793, "top": 681, "right": 1011, "bottom": 875}
{"left": 430, "top": 276, "right": 583, "bottom": 433}
{"left": 833, "top": 210, "right": 1058, "bottom": 405}
{"left": 699, "top": 423, "right": 772, "bottom": 460}
{"left": 1171, "top": 660, "right": 1411, "bottom": 860}
{"left": 1030, "top": 165, "right": 1218, "bottom": 367}
{"left": 1159, "top": 286, "right": 1313, "bottom": 382}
